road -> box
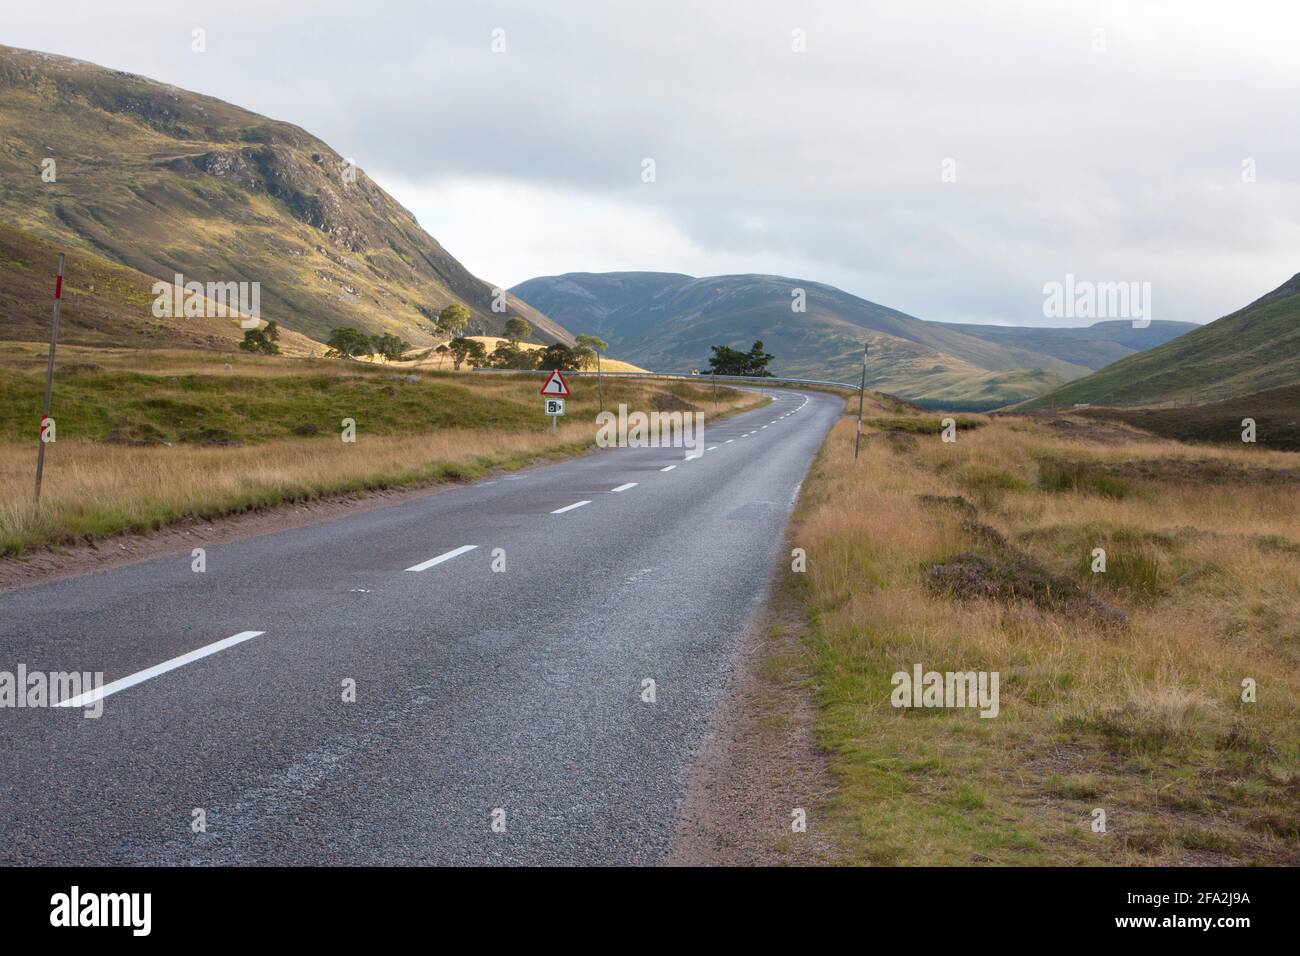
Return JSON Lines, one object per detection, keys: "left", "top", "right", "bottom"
{"left": 0, "top": 387, "right": 841, "bottom": 865}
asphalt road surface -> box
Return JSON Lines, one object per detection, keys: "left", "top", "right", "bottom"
{"left": 0, "top": 388, "right": 841, "bottom": 865}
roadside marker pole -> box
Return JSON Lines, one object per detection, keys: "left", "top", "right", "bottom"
{"left": 34, "top": 253, "right": 65, "bottom": 504}
{"left": 596, "top": 349, "right": 604, "bottom": 413}
{"left": 854, "top": 343, "right": 867, "bottom": 460}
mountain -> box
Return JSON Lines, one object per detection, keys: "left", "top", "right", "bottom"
{"left": 0, "top": 45, "right": 571, "bottom": 347}
{"left": 932, "top": 319, "right": 1197, "bottom": 371}
{"left": 510, "top": 272, "right": 1192, "bottom": 407}
{"left": 1018, "top": 273, "right": 1300, "bottom": 410}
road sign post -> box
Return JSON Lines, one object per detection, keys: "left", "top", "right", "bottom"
{"left": 544, "top": 397, "right": 565, "bottom": 432}
{"left": 540, "top": 370, "right": 571, "bottom": 433}
{"left": 34, "top": 253, "right": 65, "bottom": 504}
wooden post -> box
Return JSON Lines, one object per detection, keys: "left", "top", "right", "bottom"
{"left": 34, "top": 253, "right": 65, "bottom": 503}
{"left": 854, "top": 343, "right": 868, "bottom": 460}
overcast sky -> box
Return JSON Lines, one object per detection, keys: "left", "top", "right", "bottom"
{"left": 6, "top": 0, "right": 1299, "bottom": 326}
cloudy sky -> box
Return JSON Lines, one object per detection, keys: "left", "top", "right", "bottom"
{"left": 6, "top": 0, "right": 1299, "bottom": 325}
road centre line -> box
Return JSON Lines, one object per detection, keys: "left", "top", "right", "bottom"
{"left": 56, "top": 630, "right": 266, "bottom": 709}
{"left": 406, "top": 544, "right": 479, "bottom": 572}
{"left": 660, "top": 465, "right": 677, "bottom": 471}
{"left": 611, "top": 482, "right": 637, "bottom": 493}
{"left": 551, "top": 500, "right": 591, "bottom": 514}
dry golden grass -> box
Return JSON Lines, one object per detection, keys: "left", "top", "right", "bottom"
{"left": 1, "top": 426, "right": 586, "bottom": 549}
{"left": 0, "top": 351, "right": 763, "bottom": 554}
{"left": 794, "top": 401, "right": 1300, "bottom": 865}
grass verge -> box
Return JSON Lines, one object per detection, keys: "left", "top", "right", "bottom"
{"left": 788, "top": 401, "right": 1300, "bottom": 864}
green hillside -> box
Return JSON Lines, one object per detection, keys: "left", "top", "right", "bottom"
{"left": 0, "top": 220, "right": 322, "bottom": 353}
{"left": 1019, "top": 273, "right": 1300, "bottom": 410}
{"left": 0, "top": 44, "right": 570, "bottom": 347}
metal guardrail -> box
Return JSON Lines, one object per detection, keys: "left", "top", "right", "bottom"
{"left": 469, "top": 367, "right": 862, "bottom": 392}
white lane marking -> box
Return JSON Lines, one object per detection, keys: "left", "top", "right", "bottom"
{"left": 660, "top": 464, "right": 677, "bottom": 472}
{"left": 56, "top": 630, "right": 265, "bottom": 709}
{"left": 761, "top": 425, "right": 768, "bottom": 429}
{"left": 707, "top": 446, "right": 718, "bottom": 451}
{"left": 725, "top": 439, "right": 734, "bottom": 443}
{"left": 504, "top": 475, "right": 526, "bottom": 481}
{"left": 685, "top": 454, "right": 701, "bottom": 460}
{"left": 740, "top": 434, "right": 750, "bottom": 439}
{"left": 611, "top": 482, "right": 637, "bottom": 493}
{"left": 552, "top": 500, "right": 591, "bottom": 514}
{"left": 406, "top": 544, "right": 478, "bottom": 572}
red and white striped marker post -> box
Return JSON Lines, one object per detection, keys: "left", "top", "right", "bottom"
{"left": 34, "top": 253, "right": 65, "bottom": 504}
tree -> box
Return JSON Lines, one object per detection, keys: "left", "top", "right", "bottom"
{"left": 239, "top": 319, "right": 280, "bottom": 355}
{"left": 435, "top": 303, "right": 471, "bottom": 340}
{"left": 573, "top": 334, "right": 607, "bottom": 370}
{"left": 707, "top": 339, "right": 774, "bottom": 377}
{"left": 448, "top": 336, "right": 488, "bottom": 371}
{"left": 536, "top": 342, "right": 584, "bottom": 371}
{"left": 575, "top": 333, "right": 609, "bottom": 409}
{"left": 742, "top": 340, "right": 775, "bottom": 376}
{"left": 370, "top": 332, "right": 411, "bottom": 363}
{"left": 503, "top": 317, "right": 532, "bottom": 343}
{"left": 488, "top": 340, "right": 539, "bottom": 370}
{"left": 325, "top": 326, "right": 373, "bottom": 360}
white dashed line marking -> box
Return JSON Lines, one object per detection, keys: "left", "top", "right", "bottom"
{"left": 725, "top": 439, "right": 734, "bottom": 443}
{"left": 611, "top": 482, "right": 637, "bottom": 493}
{"left": 551, "top": 500, "right": 591, "bottom": 514}
{"left": 660, "top": 465, "right": 677, "bottom": 472}
{"left": 406, "top": 544, "right": 478, "bottom": 572}
{"left": 56, "top": 630, "right": 266, "bottom": 709}
{"left": 707, "top": 446, "right": 718, "bottom": 451}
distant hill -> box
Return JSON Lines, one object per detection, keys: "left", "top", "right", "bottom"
{"left": 1019, "top": 273, "right": 1300, "bottom": 410}
{"left": 510, "top": 272, "right": 1191, "bottom": 407}
{"left": 933, "top": 319, "right": 1197, "bottom": 371}
{"left": 0, "top": 44, "right": 571, "bottom": 347}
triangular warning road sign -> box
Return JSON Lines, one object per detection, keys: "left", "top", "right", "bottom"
{"left": 539, "top": 369, "right": 571, "bottom": 396}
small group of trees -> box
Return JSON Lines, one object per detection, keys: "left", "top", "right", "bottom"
{"left": 239, "top": 320, "right": 281, "bottom": 355}
{"left": 707, "top": 340, "right": 774, "bottom": 377}
{"left": 316, "top": 303, "right": 614, "bottom": 379}
{"left": 323, "top": 326, "right": 411, "bottom": 362}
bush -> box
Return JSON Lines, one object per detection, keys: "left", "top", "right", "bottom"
{"left": 925, "top": 549, "right": 1126, "bottom": 626}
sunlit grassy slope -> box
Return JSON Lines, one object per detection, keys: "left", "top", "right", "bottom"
{"left": 0, "top": 44, "right": 567, "bottom": 346}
